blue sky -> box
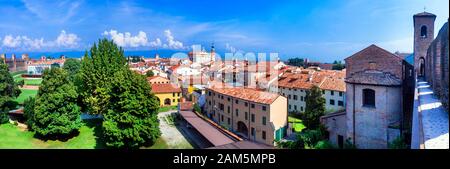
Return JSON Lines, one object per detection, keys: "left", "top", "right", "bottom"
{"left": 0, "top": 0, "right": 448, "bottom": 62}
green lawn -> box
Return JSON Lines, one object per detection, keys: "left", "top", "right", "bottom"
{"left": 0, "top": 121, "right": 104, "bottom": 149}
{"left": 15, "top": 89, "right": 38, "bottom": 104}
{"left": 23, "top": 79, "right": 43, "bottom": 86}
{"left": 0, "top": 120, "right": 170, "bottom": 149}
{"left": 158, "top": 106, "right": 177, "bottom": 113}
{"left": 288, "top": 116, "right": 306, "bottom": 132}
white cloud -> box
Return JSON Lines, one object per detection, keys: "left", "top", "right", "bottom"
{"left": 164, "top": 29, "right": 185, "bottom": 49}
{"left": 102, "top": 30, "right": 149, "bottom": 47}
{"left": 55, "top": 30, "right": 80, "bottom": 48}
{"left": 1, "top": 30, "right": 80, "bottom": 50}
{"left": 102, "top": 29, "right": 187, "bottom": 49}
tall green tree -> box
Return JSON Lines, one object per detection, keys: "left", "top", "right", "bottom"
{"left": 63, "top": 58, "right": 81, "bottom": 79}
{"left": 79, "top": 39, "right": 127, "bottom": 115}
{"left": 0, "top": 62, "right": 21, "bottom": 124}
{"left": 102, "top": 70, "right": 160, "bottom": 148}
{"left": 303, "top": 85, "right": 326, "bottom": 129}
{"left": 30, "top": 68, "right": 82, "bottom": 139}
{"left": 23, "top": 97, "right": 35, "bottom": 129}
{"left": 287, "top": 58, "right": 305, "bottom": 67}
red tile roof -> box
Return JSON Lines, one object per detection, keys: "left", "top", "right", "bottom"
{"left": 277, "top": 68, "right": 346, "bottom": 92}
{"left": 151, "top": 83, "right": 181, "bottom": 93}
{"left": 207, "top": 85, "right": 281, "bottom": 104}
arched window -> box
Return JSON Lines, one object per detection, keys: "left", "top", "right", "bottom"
{"left": 420, "top": 26, "right": 427, "bottom": 38}
{"left": 362, "top": 89, "right": 375, "bottom": 107}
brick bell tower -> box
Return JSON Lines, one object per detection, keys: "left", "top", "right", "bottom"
{"left": 413, "top": 11, "right": 436, "bottom": 77}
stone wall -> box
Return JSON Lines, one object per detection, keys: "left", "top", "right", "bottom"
{"left": 345, "top": 84, "right": 402, "bottom": 149}
{"left": 425, "top": 22, "right": 449, "bottom": 109}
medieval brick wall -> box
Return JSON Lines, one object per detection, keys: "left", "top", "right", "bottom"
{"left": 425, "top": 22, "right": 449, "bottom": 109}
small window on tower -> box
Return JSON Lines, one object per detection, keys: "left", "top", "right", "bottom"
{"left": 420, "top": 25, "right": 427, "bottom": 38}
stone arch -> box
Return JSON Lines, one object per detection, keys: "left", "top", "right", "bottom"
{"left": 164, "top": 98, "right": 171, "bottom": 106}
{"left": 237, "top": 121, "right": 249, "bottom": 137}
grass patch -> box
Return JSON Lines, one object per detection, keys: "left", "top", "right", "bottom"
{"left": 15, "top": 89, "right": 38, "bottom": 104}
{"left": 0, "top": 120, "right": 105, "bottom": 149}
{"left": 9, "top": 70, "right": 27, "bottom": 77}
{"left": 158, "top": 106, "right": 177, "bottom": 113}
{"left": 24, "top": 79, "right": 42, "bottom": 86}
{"left": 288, "top": 116, "right": 306, "bottom": 132}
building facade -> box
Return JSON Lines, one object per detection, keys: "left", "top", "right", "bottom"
{"left": 151, "top": 83, "right": 182, "bottom": 107}
{"left": 204, "top": 84, "right": 288, "bottom": 145}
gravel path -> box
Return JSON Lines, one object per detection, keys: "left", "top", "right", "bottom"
{"left": 417, "top": 80, "right": 449, "bottom": 149}
{"left": 158, "top": 110, "right": 193, "bottom": 149}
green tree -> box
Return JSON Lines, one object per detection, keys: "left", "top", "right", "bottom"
{"left": 30, "top": 68, "right": 82, "bottom": 139}
{"left": 388, "top": 136, "right": 409, "bottom": 149}
{"left": 102, "top": 70, "right": 160, "bottom": 148}
{"left": 0, "top": 62, "right": 21, "bottom": 124}
{"left": 79, "top": 39, "right": 128, "bottom": 115}
{"left": 332, "top": 60, "right": 345, "bottom": 70}
{"left": 23, "top": 97, "right": 35, "bottom": 129}
{"left": 287, "top": 58, "right": 305, "bottom": 67}
{"left": 193, "top": 103, "right": 201, "bottom": 113}
{"left": 63, "top": 58, "right": 81, "bottom": 79}
{"left": 145, "top": 70, "right": 154, "bottom": 77}
{"left": 314, "top": 140, "right": 335, "bottom": 149}
{"left": 303, "top": 85, "right": 326, "bottom": 129}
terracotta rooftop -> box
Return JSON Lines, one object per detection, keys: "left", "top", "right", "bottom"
{"left": 178, "top": 101, "right": 193, "bottom": 111}
{"left": 147, "top": 76, "right": 169, "bottom": 82}
{"left": 277, "top": 68, "right": 346, "bottom": 92}
{"left": 207, "top": 85, "right": 281, "bottom": 104}
{"left": 151, "top": 83, "right": 181, "bottom": 93}
{"left": 345, "top": 70, "right": 402, "bottom": 86}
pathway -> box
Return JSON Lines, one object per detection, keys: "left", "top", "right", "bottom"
{"left": 416, "top": 80, "right": 449, "bottom": 149}
{"left": 157, "top": 110, "right": 193, "bottom": 149}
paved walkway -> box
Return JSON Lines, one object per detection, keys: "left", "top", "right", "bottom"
{"left": 157, "top": 110, "right": 194, "bottom": 149}
{"left": 417, "top": 80, "right": 449, "bottom": 149}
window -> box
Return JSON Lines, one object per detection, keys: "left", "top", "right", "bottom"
{"left": 219, "top": 103, "right": 224, "bottom": 111}
{"left": 177, "top": 99, "right": 180, "bottom": 102}
{"left": 262, "top": 116, "right": 266, "bottom": 125}
{"left": 330, "top": 99, "right": 335, "bottom": 105}
{"left": 421, "top": 25, "right": 427, "bottom": 38}
{"left": 330, "top": 91, "right": 334, "bottom": 96}
{"left": 218, "top": 94, "right": 220, "bottom": 99}
{"left": 227, "top": 97, "right": 230, "bottom": 101}
{"left": 338, "top": 101, "right": 344, "bottom": 106}
{"left": 300, "top": 106, "right": 303, "bottom": 111}
{"left": 363, "top": 89, "right": 376, "bottom": 107}
{"left": 227, "top": 106, "right": 230, "bottom": 114}
{"left": 301, "top": 96, "right": 304, "bottom": 101}
{"left": 339, "top": 92, "right": 343, "bottom": 97}
{"left": 293, "top": 95, "right": 298, "bottom": 100}
{"left": 235, "top": 100, "right": 239, "bottom": 104}
{"left": 288, "top": 95, "right": 291, "bottom": 99}
{"left": 245, "top": 112, "right": 248, "bottom": 120}
{"left": 221, "top": 95, "right": 224, "bottom": 99}
{"left": 209, "top": 101, "right": 211, "bottom": 105}
{"left": 251, "top": 127, "right": 255, "bottom": 136}
{"left": 245, "top": 102, "right": 248, "bottom": 107}
{"left": 172, "top": 99, "right": 175, "bottom": 102}
{"left": 251, "top": 114, "right": 255, "bottom": 122}
{"left": 227, "top": 118, "right": 230, "bottom": 125}
{"left": 251, "top": 104, "right": 255, "bottom": 108}
{"left": 262, "top": 131, "right": 266, "bottom": 140}
{"left": 322, "top": 90, "right": 325, "bottom": 94}
{"left": 177, "top": 93, "right": 180, "bottom": 96}
{"left": 221, "top": 115, "right": 224, "bottom": 122}
{"left": 262, "top": 106, "right": 267, "bottom": 111}
{"left": 236, "top": 109, "right": 239, "bottom": 117}
{"left": 288, "top": 104, "right": 291, "bottom": 109}
{"left": 173, "top": 93, "right": 175, "bottom": 97}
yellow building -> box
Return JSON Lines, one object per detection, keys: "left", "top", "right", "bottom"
{"left": 147, "top": 76, "right": 170, "bottom": 85}
{"left": 151, "top": 83, "right": 182, "bottom": 107}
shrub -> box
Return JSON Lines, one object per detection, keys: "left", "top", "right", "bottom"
{"left": 388, "top": 136, "right": 409, "bottom": 149}
{"left": 0, "top": 111, "right": 9, "bottom": 124}
{"left": 314, "top": 140, "right": 335, "bottom": 149}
